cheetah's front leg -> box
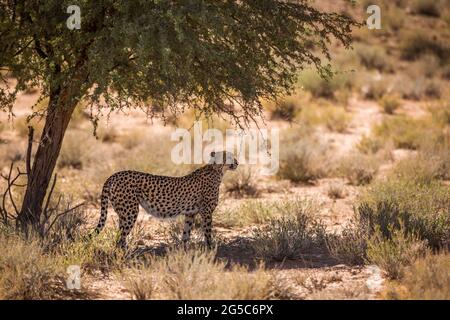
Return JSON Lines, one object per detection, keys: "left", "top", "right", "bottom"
{"left": 182, "top": 214, "right": 195, "bottom": 249}
{"left": 200, "top": 209, "right": 214, "bottom": 249}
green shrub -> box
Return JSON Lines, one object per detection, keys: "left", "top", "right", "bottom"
{"left": 366, "top": 228, "right": 428, "bottom": 280}
{"left": 328, "top": 177, "right": 450, "bottom": 267}
{"left": 270, "top": 99, "right": 300, "bottom": 122}
{"left": 216, "top": 198, "right": 311, "bottom": 228}
{"left": 216, "top": 200, "right": 278, "bottom": 228}
{"left": 298, "top": 69, "right": 352, "bottom": 99}
{"left": 327, "top": 182, "right": 347, "bottom": 199}
{"left": 400, "top": 32, "right": 449, "bottom": 62}
{"left": 326, "top": 221, "right": 368, "bottom": 265}
{"left": 222, "top": 167, "right": 260, "bottom": 198}
{"left": 379, "top": 94, "right": 402, "bottom": 114}
{"left": 384, "top": 252, "right": 450, "bottom": 299}
{"left": 277, "top": 133, "right": 332, "bottom": 183}
{"left": 392, "top": 149, "right": 450, "bottom": 184}
{"left": 373, "top": 116, "right": 441, "bottom": 150}
{"left": 359, "top": 182, "right": 450, "bottom": 250}
{"left": 252, "top": 206, "right": 325, "bottom": 261}
{"left": 412, "top": 0, "right": 441, "bottom": 17}
{"left": 355, "top": 44, "right": 393, "bottom": 72}
{"left": 60, "top": 229, "right": 126, "bottom": 273}
{"left": 322, "top": 107, "right": 352, "bottom": 133}
{"left": 338, "top": 152, "right": 379, "bottom": 186}
{"left": 363, "top": 78, "right": 390, "bottom": 100}
{"left": 0, "top": 232, "right": 64, "bottom": 299}
{"left": 58, "top": 131, "right": 94, "bottom": 169}
{"left": 357, "top": 134, "right": 384, "bottom": 154}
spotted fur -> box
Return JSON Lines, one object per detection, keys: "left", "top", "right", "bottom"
{"left": 94, "top": 151, "right": 238, "bottom": 248}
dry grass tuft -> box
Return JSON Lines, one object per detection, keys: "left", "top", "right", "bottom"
{"left": 122, "top": 248, "right": 273, "bottom": 299}
{"left": 222, "top": 166, "right": 260, "bottom": 198}
{"left": 277, "top": 132, "right": 333, "bottom": 183}
{"left": 327, "top": 182, "right": 347, "bottom": 199}
{"left": 251, "top": 201, "right": 325, "bottom": 261}
{"left": 366, "top": 229, "right": 428, "bottom": 280}
{"left": 338, "top": 152, "right": 379, "bottom": 186}
{"left": 216, "top": 200, "right": 283, "bottom": 228}
{"left": 383, "top": 252, "right": 450, "bottom": 299}
{"left": 0, "top": 230, "right": 65, "bottom": 299}
{"left": 379, "top": 94, "right": 402, "bottom": 114}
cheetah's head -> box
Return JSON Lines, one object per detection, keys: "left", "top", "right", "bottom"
{"left": 209, "top": 151, "right": 238, "bottom": 171}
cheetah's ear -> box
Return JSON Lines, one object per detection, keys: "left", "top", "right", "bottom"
{"left": 210, "top": 151, "right": 216, "bottom": 158}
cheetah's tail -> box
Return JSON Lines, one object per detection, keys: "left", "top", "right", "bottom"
{"left": 93, "top": 178, "right": 112, "bottom": 234}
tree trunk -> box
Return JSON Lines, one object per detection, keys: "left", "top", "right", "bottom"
{"left": 17, "top": 89, "right": 77, "bottom": 233}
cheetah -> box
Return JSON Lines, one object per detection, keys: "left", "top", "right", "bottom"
{"left": 94, "top": 151, "right": 238, "bottom": 248}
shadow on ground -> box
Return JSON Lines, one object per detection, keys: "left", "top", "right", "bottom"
{"left": 128, "top": 235, "right": 342, "bottom": 271}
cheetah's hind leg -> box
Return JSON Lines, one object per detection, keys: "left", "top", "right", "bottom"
{"left": 116, "top": 204, "right": 139, "bottom": 250}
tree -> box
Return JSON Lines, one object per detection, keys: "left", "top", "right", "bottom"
{"left": 0, "top": 0, "right": 357, "bottom": 232}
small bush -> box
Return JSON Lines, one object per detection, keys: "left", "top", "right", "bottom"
{"left": 392, "top": 150, "right": 450, "bottom": 184}
{"left": 372, "top": 115, "right": 442, "bottom": 150}
{"left": 430, "top": 101, "right": 450, "bottom": 126}
{"left": 322, "top": 107, "right": 352, "bottom": 133}
{"left": 298, "top": 69, "right": 352, "bottom": 99}
{"left": 338, "top": 152, "right": 379, "bottom": 186}
{"left": 117, "top": 129, "right": 145, "bottom": 150}
{"left": 423, "top": 79, "right": 442, "bottom": 99}
{"left": 328, "top": 177, "right": 450, "bottom": 267}
{"left": 412, "top": 0, "right": 441, "bottom": 17}
{"left": 411, "top": 54, "right": 441, "bottom": 78}
{"left": 252, "top": 204, "right": 325, "bottom": 261}
{"left": 40, "top": 199, "right": 87, "bottom": 251}
{"left": 0, "top": 232, "right": 64, "bottom": 299}
{"left": 216, "top": 198, "right": 309, "bottom": 228}
{"left": 270, "top": 99, "right": 300, "bottom": 122}
{"left": 355, "top": 44, "right": 393, "bottom": 72}
{"left": 327, "top": 182, "right": 347, "bottom": 199}
{"left": 121, "top": 266, "right": 155, "bottom": 300}
{"left": 222, "top": 167, "right": 260, "bottom": 198}
{"left": 400, "top": 33, "right": 449, "bottom": 62}
{"left": 216, "top": 200, "right": 277, "bottom": 228}
{"left": 100, "top": 126, "right": 119, "bottom": 143}
{"left": 326, "top": 222, "right": 368, "bottom": 265}
{"left": 60, "top": 229, "right": 126, "bottom": 273}
{"left": 383, "top": 5, "right": 405, "bottom": 31}
{"left": 123, "top": 249, "right": 273, "bottom": 299}
{"left": 278, "top": 133, "right": 332, "bottom": 183}
{"left": 363, "top": 78, "right": 390, "bottom": 100}
{"left": 441, "top": 64, "right": 450, "bottom": 80}
{"left": 359, "top": 182, "right": 450, "bottom": 250}
{"left": 58, "top": 131, "right": 94, "bottom": 169}
{"left": 379, "top": 94, "right": 402, "bottom": 114}
{"left": 384, "top": 252, "right": 450, "bottom": 299}
{"left": 366, "top": 228, "right": 428, "bottom": 280}
{"left": 357, "top": 134, "right": 384, "bottom": 155}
